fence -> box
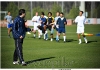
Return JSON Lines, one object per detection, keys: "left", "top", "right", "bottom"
{"left": 0, "top": 18, "right": 100, "bottom": 27}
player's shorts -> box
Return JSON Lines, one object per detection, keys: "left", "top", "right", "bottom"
{"left": 7, "top": 23, "right": 12, "bottom": 28}
{"left": 47, "top": 25, "right": 52, "bottom": 31}
{"left": 58, "top": 27, "right": 65, "bottom": 33}
{"left": 34, "top": 23, "right": 40, "bottom": 31}
{"left": 77, "top": 26, "right": 84, "bottom": 34}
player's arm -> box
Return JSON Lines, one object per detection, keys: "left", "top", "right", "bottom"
{"left": 74, "top": 16, "right": 78, "bottom": 23}
{"left": 64, "top": 18, "right": 67, "bottom": 25}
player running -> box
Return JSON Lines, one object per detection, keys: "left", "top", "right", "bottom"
{"left": 32, "top": 12, "right": 41, "bottom": 38}
{"left": 38, "top": 12, "right": 48, "bottom": 40}
{"left": 4, "top": 11, "right": 13, "bottom": 38}
{"left": 74, "top": 11, "right": 88, "bottom": 44}
{"left": 56, "top": 12, "right": 67, "bottom": 42}
{"left": 47, "top": 12, "right": 54, "bottom": 41}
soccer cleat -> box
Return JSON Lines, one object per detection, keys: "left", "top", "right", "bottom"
{"left": 46, "top": 38, "right": 48, "bottom": 40}
{"left": 79, "top": 42, "right": 82, "bottom": 44}
{"left": 22, "top": 61, "right": 27, "bottom": 66}
{"left": 8, "top": 35, "right": 11, "bottom": 38}
{"left": 13, "top": 61, "right": 19, "bottom": 65}
{"left": 56, "top": 40, "right": 59, "bottom": 42}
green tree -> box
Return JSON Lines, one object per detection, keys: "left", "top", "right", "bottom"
{"left": 67, "top": 5, "right": 79, "bottom": 19}
{"left": 32, "top": 6, "right": 48, "bottom": 17}
{"left": 51, "top": 3, "right": 61, "bottom": 17}
{"left": 6, "top": 2, "right": 18, "bottom": 19}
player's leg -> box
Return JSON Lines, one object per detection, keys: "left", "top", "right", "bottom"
{"left": 81, "top": 27, "right": 88, "bottom": 43}
{"left": 33, "top": 24, "right": 37, "bottom": 38}
{"left": 50, "top": 25, "right": 54, "bottom": 41}
{"left": 82, "top": 33, "right": 88, "bottom": 43}
{"left": 77, "top": 26, "right": 82, "bottom": 44}
{"left": 7, "top": 23, "right": 11, "bottom": 38}
{"left": 43, "top": 25, "right": 48, "bottom": 40}
{"left": 77, "top": 33, "right": 82, "bottom": 44}
{"left": 57, "top": 28, "right": 61, "bottom": 42}
{"left": 56, "top": 25, "right": 59, "bottom": 41}
{"left": 62, "top": 28, "right": 66, "bottom": 42}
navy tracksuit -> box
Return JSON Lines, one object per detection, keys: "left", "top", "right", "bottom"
{"left": 12, "top": 16, "right": 31, "bottom": 63}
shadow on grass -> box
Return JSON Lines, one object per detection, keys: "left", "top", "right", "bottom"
{"left": 66, "top": 39, "right": 77, "bottom": 42}
{"left": 53, "top": 38, "right": 77, "bottom": 42}
{"left": 26, "top": 57, "right": 55, "bottom": 64}
{"left": 87, "top": 40, "right": 97, "bottom": 43}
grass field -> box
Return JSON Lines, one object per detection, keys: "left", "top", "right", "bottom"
{"left": 1, "top": 24, "right": 100, "bottom": 68}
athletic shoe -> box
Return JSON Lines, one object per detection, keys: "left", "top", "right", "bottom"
{"left": 79, "top": 42, "right": 82, "bottom": 44}
{"left": 8, "top": 35, "right": 11, "bottom": 38}
{"left": 13, "top": 61, "right": 19, "bottom": 65}
{"left": 22, "top": 61, "right": 27, "bottom": 66}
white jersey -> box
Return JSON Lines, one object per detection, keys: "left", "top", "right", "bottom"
{"left": 32, "top": 16, "right": 41, "bottom": 30}
{"left": 75, "top": 16, "right": 86, "bottom": 27}
{"left": 32, "top": 16, "right": 40, "bottom": 25}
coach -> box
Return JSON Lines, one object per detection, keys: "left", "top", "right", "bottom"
{"left": 12, "top": 9, "right": 31, "bottom": 66}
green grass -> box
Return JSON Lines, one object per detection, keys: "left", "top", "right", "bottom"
{"left": 1, "top": 24, "right": 100, "bottom": 68}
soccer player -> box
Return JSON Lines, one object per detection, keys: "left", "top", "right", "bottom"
{"left": 56, "top": 12, "right": 67, "bottom": 42}
{"left": 47, "top": 12, "right": 54, "bottom": 41}
{"left": 12, "top": 9, "right": 31, "bottom": 66}
{"left": 39, "top": 12, "right": 48, "bottom": 40}
{"left": 32, "top": 12, "right": 41, "bottom": 38}
{"left": 4, "top": 11, "right": 13, "bottom": 38}
{"left": 74, "top": 11, "right": 88, "bottom": 44}
{"left": 54, "top": 12, "right": 60, "bottom": 41}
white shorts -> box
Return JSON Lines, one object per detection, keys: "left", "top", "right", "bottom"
{"left": 34, "top": 23, "right": 41, "bottom": 31}
{"left": 77, "top": 26, "right": 84, "bottom": 34}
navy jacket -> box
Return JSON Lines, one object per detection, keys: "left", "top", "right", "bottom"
{"left": 12, "top": 16, "right": 31, "bottom": 39}
{"left": 57, "top": 17, "right": 67, "bottom": 28}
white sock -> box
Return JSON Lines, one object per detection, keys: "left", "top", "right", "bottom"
{"left": 34, "top": 34, "right": 36, "bottom": 37}
{"left": 44, "top": 34, "right": 45, "bottom": 39}
{"left": 79, "top": 39, "right": 81, "bottom": 43}
{"left": 63, "top": 36, "right": 66, "bottom": 41}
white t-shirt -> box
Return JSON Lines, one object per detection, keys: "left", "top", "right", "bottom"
{"left": 75, "top": 16, "right": 86, "bottom": 27}
{"left": 32, "top": 16, "right": 40, "bottom": 25}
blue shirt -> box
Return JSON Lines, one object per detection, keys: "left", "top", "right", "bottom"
{"left": 40, "top": 17, "right": 47, "bottom": 27}
{"left": 12, "top": 16, "right": 31, "bottom": 39}
{"left": 57, "top": 17, "right": 67, "bottom": 28}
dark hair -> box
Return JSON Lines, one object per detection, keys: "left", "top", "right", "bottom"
{"left": 19, "top": 9, "right": 25, "bottom": 15}
{"left": 60, "top": 12, "right": 64, "bottom": 15}
{"left": 48, "top": 12, "right": 52, "bottom": 15}
{"left": 80, "top": 11, "right": 83, "bottom": 14}
{"left": 41, "top": 12, "right": 45, "bottom": 15}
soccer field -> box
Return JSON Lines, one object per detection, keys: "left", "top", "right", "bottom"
{"left": 1, "top": 24, "right": 100, "bottom": 68}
